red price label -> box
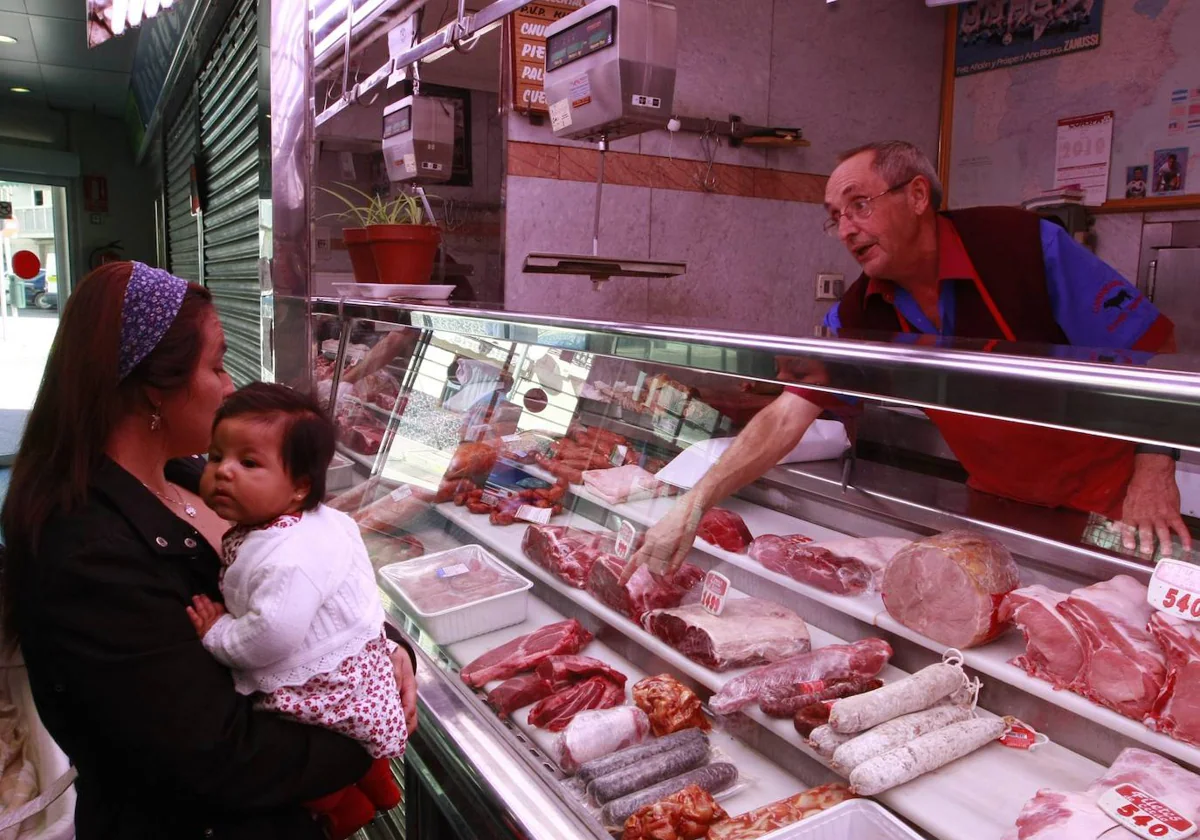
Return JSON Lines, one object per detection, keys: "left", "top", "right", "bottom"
{"left": 700, "top": 571, "right": 730, "bottom": 616}
{"left": 1148, "top": 560, "right": 1200, "bottom": 622}
{"left": 1097, "top": 784, "right": 1196, "bottom": 840}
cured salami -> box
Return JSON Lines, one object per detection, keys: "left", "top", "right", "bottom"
{"left": 759, "top": 676, "right": 884, "bottom": 719}
{"left": 807, "top": 725, "right": 852, "bottom": 759}
{"left": 828, "top": 662, "right": 964, "bottom": 734}
{"left": 848, "top": 717, "right": 1005, "bottom": 795}
{"left": 831, "top": 704, "right": 974, "bottom": 772}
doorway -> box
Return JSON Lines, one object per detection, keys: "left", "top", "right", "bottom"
{"left": 0, "top": 180, "right": 69, "bottom": 467}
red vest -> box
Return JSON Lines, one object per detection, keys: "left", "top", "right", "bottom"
{"left": 838, "top": 206, "right": 1135, "bottom": 517}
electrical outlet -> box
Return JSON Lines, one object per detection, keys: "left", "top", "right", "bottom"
{"left": 816, "top": 272, "right": 843, "bottom": 301}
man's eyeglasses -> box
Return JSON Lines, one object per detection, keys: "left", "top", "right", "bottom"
{"left": 822, "top": 178, "right": 915, "bottom": 236}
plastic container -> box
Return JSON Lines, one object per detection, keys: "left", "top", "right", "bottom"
{"left": 378, "top": 545, "right": 532, "bottom": 645}
{"left": 755, "top": 799, "right": 923, "bottom": 840}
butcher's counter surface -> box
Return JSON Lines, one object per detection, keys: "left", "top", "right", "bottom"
{"left": 301, "top": 298, "right": 1200, "bottom": 840}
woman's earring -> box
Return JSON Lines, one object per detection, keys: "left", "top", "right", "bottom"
{"left": 150, "top": 406, "right": 163, "bottom": 432}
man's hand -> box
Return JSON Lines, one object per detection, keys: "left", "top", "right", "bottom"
{"left": 390, "top": 648, "right": 418, "bottom": 736}
{"left": 186, "top": 595, "right": 227, "bottom": 638}
{"left": 620, "top": 494, "right": 706, "bottom": 584}
{"left": 1120, "top": 453, "right": 1192, "bottom": 557}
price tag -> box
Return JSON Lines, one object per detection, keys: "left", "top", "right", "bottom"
{"left": 516, "top": 504, "right": 553, "bottom": 525}
{"left": 1148, "top": 559, "right": 1200, "bottom": 621}
{"left": 999, "top": 716, "right": 1044, "bottom": 751}
{"left": 700, "top": 571, "right": 730, "bottom": 616}
{"left": 389, "top": 486, "right": 412, "bottom": 503}
{"left": 549, "top": 98, "right": 572, "bottom": 132}
{"left": 502, "top": 433, "right": 524, "bottom": 444}
{"left": 610, "top": 444, "right": 628, "bottom": 467}
{"left": 437, "top": 563, "right": 470, "bottom": 579}
{"left": 1097, "top": 784, "right": 1197, "bottom": 840}
{"left": 479, "top": 490, "right": 508, "bottom": 507}
{"left": 615, "top": 519, "right": 639, "bottom": 561}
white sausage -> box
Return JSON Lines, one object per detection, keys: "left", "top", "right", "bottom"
{"left": 831, "top": 704, "right": 973, "bottom": 771}
{"left": 848, "top": 717, "right": 1006, "bottom": 795}
{"left": 807, "top": 725, "right": 852, "bottom": 759}
{"left": 829, "top": 663, "right": 963, "bottom": 734}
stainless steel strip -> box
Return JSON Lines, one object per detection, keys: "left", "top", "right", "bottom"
{"left": 309, "top": 298, "right": 1200, "bottom": 451}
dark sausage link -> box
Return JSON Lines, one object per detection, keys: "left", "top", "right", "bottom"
{"left": 588, "top": 737, "right": 710, "bottom": 804}
{"left": 600, "top": 762, "right": 738, "bottom": 827}
{"left": 577, "top": 728, "right": 708, "bottom": 785}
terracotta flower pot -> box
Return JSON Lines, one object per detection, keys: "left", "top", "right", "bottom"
{"left": 343, "top": 227, "right": 379, "bottom": 285}
{"left": 367, "top": 224, "right": 442, "bottom": 285}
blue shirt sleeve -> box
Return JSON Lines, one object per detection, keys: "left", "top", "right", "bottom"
{"left": 1040, "top": 219, "right": 1165, "bottom": 351}
{"left": 822, "top": 304, "right": 842, "bottom": 332}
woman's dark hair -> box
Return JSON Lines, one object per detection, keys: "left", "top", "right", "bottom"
{"left": 213, "top": 383, "right": 334, "bottom": 511}
{"left": 0, "top": 262, "right": 213, "bottom": 643}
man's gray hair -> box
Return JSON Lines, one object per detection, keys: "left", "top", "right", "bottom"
{"left": 837, "top": 141, "right": 944, "bottom": 210}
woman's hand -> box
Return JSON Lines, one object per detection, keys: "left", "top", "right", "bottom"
{"left": 186, "top": 595, "right": 226, "bottom": 638}
{"left": 390, "top": 648, "right": 419, "bottom": 735}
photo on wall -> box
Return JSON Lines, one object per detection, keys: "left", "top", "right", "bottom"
{"left": 1152, "top": 148, "right": 1189, "bottom": 195}
{"left": 1125, "top": 165, "right": 1148, "bottom": 199}
{"left": 955, "top": 0, "right": 1105, "bottom": 77}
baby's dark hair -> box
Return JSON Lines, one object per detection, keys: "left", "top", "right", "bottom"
{"left": 213, "top": 382, "right": 334, "bottom": 511}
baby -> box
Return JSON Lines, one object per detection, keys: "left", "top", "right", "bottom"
{"left": 187, "top": 382, "right": 406, "bottom": 839}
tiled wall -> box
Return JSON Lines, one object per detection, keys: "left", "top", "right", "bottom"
{"left": 503, "top": 0, "right": 947, "bottom": 335}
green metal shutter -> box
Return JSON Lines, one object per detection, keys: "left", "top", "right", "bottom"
{"left": 199, "top": 0, "right": 261, "bottom": 386}
{"left": 165, "top": 90, "right": 200, "bottom": 282}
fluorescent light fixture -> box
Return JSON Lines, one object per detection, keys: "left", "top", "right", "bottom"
{"left": 10, "top": 86, "right": 30, "bottom": 93}
{"left": 0, "top": 35, "right": 17, "bottom": 44}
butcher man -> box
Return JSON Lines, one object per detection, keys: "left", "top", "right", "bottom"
{"left": 624, "top": 140, "right": 1188, "bottom": 581}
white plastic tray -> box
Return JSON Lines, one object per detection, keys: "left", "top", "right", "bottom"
{"left": 379, "top": 545, "right": 532, "bottom": 645}
{"left": 333, "top": 281, "right": 454, "bottom": 300}
{"left": 756, "top": 798, "right": 922, "bottom": 839}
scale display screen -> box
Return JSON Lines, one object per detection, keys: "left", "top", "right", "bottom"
{"left": 383, "top": 105, "right": 412, "bottom": 139}
{"left": 547, "top": 7, "right": 615, "bottom": 72}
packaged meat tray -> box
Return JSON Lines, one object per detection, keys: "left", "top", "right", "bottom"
{"left": 378, "top": 545, "right": 532, "bottom": 645}
{"left": 735, "top": 798, "right": 921, "bottom": 840}
{"left": 642, "top": 598, "right": 811, "bottom": 671}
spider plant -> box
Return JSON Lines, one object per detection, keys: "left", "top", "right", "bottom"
{"left": 318, "top": 183, "right": 434, "bottom": 227}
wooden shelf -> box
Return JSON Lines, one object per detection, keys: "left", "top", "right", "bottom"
{"left": 1094, "top": 195, "right": 1200, "bottom": 214}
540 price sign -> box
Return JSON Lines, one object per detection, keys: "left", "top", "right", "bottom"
{"left": 1148, "top": 559, "right": 1200, "bottom": 621}
{"left": 1097, "top": 784, "right": 1196, "bottom": 840}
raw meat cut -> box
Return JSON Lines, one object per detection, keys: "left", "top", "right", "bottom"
{"left": 445, "top": 441, "right": 499, "bottom": 483}
{"left": 555, "top": 706, "right": 650, "bottom": 774}
{"left": 999, "top": 585, "right": 1085, "bottom": 688}
{"left": 352, "top": 486, "right": 428, "bottom": 534}
{"left": 748, "top": 535, "right": 874, "bottom": 596}
{"left": 707, "top": 783, "right": 856, "bottom": 840}
{"left": 583, "top": 465, "right": 671, "bottom": 505}
{"left": 1003, "top": 748, "right": 1200, "bottom": 840}
{"left": 460, "top": 619, "right": 594, "bottom": 688}
{"left": 620, "top": 784, "right": 728, "bottom": 840}
{"left": 642, "top": 598, "right": 811, "bottom": 671}
{"left": 709, "top": 638, "right": 893, "bottom": 715}
{"left": 360, "top": 530, "right": 424, "bottom": 570}
{"left": 1004, "top": 790, "right": 1136, "bottom": 840}
{"left": 632, "top": 674, "right": 711, "bottom": 736}
{"left": 586, "top": 555, "right": 703, "bottom": 623}
{"left": 522, "top": 525, "right": 619, "bottom": 588}
{"left": 1148, "top": 611, "right": 1200, "bottom": 746}
{"left": 1057, "top": 576, "right": 1165, "bottom": 720}
{"left": 527, "top": 675, "right": 625, "bottom": 731}
{"left": 341, "top": 421, "right": 385, "bottom": 455}
{"left": 881, "top": 530, "right": 1020, "bottom": 648}
{"left": 378, "top": 547, "right": 527, "bottom": 614}
{"left": 486, "top": 674, "right": 554, "bottom": 718}
{"left": 805, "top": 537, "right": 912, "bottom": 585}
{"left": 696, "top": 508, "right": 753, "bottom": 553}
{"left": 535, "top": 655, "right": 628, "bottom": 690}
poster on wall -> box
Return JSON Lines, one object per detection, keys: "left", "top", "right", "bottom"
{"left": 507, "top": 0, "right": 587, "bottom": 115}
{"left": 955, "top": 0, "right": 1104, "bottom": 77}
{"left": 1152, "top": 148, "right": 1189, "bottom": 195}
{"left": 1054, "top": 111, "right": 1113, "bottom": 206}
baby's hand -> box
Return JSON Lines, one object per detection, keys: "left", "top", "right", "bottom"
{"left": 187, "top": 595, "right": 227, "bottom": 638}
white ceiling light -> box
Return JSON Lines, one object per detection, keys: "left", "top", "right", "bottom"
{"left": 0, "top": 35, "right": 17, "bottom": 44}
{"left": 10, "top": 87, "right": 30, "bottom": 93}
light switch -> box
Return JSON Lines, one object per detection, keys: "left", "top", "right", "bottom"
{"left": 816, "top": 272, "right": 843, "bottom": 300}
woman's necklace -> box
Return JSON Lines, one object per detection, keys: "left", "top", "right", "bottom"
{"left": 145, "top": 482, "right": 198, "bottom": 518}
